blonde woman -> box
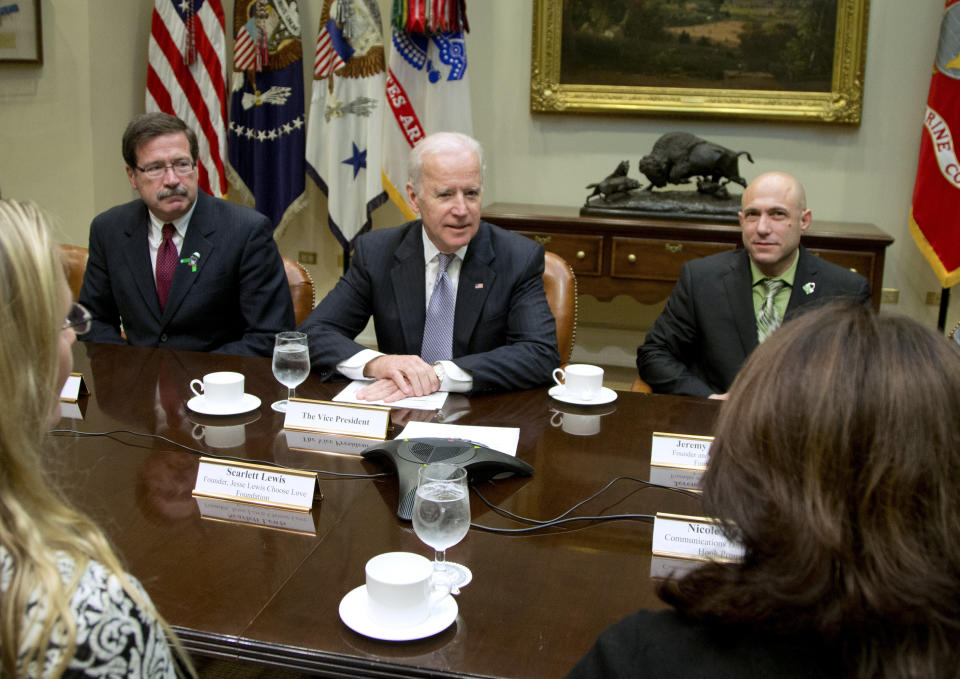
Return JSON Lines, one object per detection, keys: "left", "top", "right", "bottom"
{"left": 0, "top": 199, "right": 191, "bottom": 677}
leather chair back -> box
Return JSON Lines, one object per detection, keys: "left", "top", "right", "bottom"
{"left": 60, "top": 243, "right": 89, "bottom": 301}
{"left": 542, "top": 251, "right": 577, "bottom": 363}
{"left": 283, "top": 257, "right": 315, "bottom": 326}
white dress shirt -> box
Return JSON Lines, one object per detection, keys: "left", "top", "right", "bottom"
{"left": 146, "top": 202, "right": 197, "bottom": 284}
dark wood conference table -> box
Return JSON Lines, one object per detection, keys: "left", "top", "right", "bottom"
{"left": 49, "top": 342, "right": 717, "bottom": 678}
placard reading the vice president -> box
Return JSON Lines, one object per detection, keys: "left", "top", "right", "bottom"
{"left": 193, "top": 458, "right": 318, "bottom": 512}
{"left": 283, "top": 397, "right": 390, "bottom": 439}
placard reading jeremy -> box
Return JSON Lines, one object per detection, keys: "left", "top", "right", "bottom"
{"left": 650, "top": 432, "right": 713, "bottom": 470}
{"left": 192, "top": 458, "right": 318, "bottom": 512}
{"left": 283, "top": 398, "right": 389, "bottom": 439}
{"left": 652, "top": 512, "right": 744, "bottom": 562}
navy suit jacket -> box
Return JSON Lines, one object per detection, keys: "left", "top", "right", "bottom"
{"left": 78, "top": 191, "right": 294, "bottom": 357}
{"left": 298, "top": 220, "right": 559, "bottom": 393}
{"left": 637, "top": 246, "right": 871, "bottom": 397}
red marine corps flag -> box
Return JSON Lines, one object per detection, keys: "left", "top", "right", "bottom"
{"left": 910, "top": 0, "right": 960, "bottom": 288}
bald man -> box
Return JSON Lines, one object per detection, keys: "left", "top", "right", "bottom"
{"left": 637, "top": 172, "right": 871, "bottom": 398}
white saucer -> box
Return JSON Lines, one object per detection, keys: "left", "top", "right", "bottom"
{"left": 339, "top": 585, "right": 458, "bottom": 641}
{"left": 186, "top": 393, "right": 261, "bottom": 416}
{"left": 548, "top": 385, "right": 618, "bottom": 406}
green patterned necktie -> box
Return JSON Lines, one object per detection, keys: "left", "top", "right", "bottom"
{"left": 757, "top": 278, "right": 787, "bottom": 343}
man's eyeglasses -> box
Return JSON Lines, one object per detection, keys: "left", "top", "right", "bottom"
{"left": 63, "top": 303, "right": 92, "bottom": 335}
{"left": 135, "top": 159, "right": 196, "bottom": 180}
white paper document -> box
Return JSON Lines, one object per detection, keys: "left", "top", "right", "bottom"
{"left": 397, "top": 421, "right": 520, "bottom": 457}
{"left": 333, "top": 380, "right": 449, "bottom": 410}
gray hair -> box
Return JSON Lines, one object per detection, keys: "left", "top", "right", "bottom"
{"left": 408, "top": 132, "right": 484, "bottom": 195}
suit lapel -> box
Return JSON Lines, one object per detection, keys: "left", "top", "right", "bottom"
{"left": 121, "top": 204, "right": 163, "bottom": 322}
{"left": 785, "top": 246, "right": 819, "bottom": 319}
{"left": 161, "top": 193, "right": 214, "bottom": 325}
{"left": 390, "top": 224, "right": 428, "bottom": 354}
{"left": 723, "top": 250, "right": 759, "bottom": 356}
{"left": 453, "top": 223, "right": 494, "bottom": 355}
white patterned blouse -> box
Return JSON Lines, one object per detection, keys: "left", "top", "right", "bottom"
{"left": 0, "top": 546, "right": 177, "bottom": 678}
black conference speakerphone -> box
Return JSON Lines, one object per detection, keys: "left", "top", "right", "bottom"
{"left": 361, "top": 437, "right": 534, "bottom": 520}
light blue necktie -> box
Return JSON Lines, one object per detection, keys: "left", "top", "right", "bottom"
{"left": 421, "top": 253, "right": 455, "bottom": 364}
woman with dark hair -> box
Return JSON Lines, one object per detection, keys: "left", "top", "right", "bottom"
{"left": 569, "top": 301, "right": 960, "bottom": 678}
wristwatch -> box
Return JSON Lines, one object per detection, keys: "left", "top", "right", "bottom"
{"left": 432, "top": 362, "right": 445, "bottom": 382}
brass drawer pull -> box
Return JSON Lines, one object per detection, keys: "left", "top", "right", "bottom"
{"left": 534, "top": 235, "right": 552, "bottom": 245}
{"left": 576, "top": 250, "right": 586, "bottom": 260}
{"left": 627, "top": 253, "right": 637, "bottom": 263}
{"left": 665, "top": 243, "right": 683, "bottom": 254}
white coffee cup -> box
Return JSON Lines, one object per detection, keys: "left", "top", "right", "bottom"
{"left": 190, "top": 371, "right": 244, "bottom": 407}
{"left": 192, "top": 423, "right": 246, "bottom": 448}
{"left": 552, "top": 364, "right": 604, "bottom": 400}
{"left": 364, "top": 552, "right": 450, "bottom": 628}
{"left": 550, "top": 410, "right": 602, "bottom": 436}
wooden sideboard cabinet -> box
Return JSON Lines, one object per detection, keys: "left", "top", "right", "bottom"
{"left": 482, "top": 203, "right": 893, "bottom": 312}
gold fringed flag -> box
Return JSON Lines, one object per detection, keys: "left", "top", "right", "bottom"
{"left": 910, "top": 0, "right": 960, "bottom": 287}
{"left": 382, "top": 0, "right": 472, "bottom": 218}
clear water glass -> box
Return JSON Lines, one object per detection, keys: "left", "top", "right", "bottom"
{"left": 412, "top": 463, "right": 471, "bottom": 589}
{"left": 271, "top": 331, "right": 309, "bottom": 413}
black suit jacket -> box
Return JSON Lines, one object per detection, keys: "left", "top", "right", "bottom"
{"left": 637, "top": 246, "right": 871, "bottom": 397}
{"left": 78, "top": 191, "right": 294, "bottom": 356}
{"left": 297, "top": 220, "right": 559, "bottom": 393}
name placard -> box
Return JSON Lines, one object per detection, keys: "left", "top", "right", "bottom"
{"left": 283, "top": 397, "right": 390, "bottom": 440}
{"left": 650, "top": 432, "right": 713, "bottom": 470}
{"left": 59, "top": 372, "right": 89, "bottom": 403}
{"left": 652, "top": 512, "right": 744, "bottom": 562}
{"left": 648, "top": 465, "right": 703, "bottom": 492}
{"left": 649, "top": 555, "right": 703, "bottom": 580}
{"left": 284, "top": 430, "right": 380, "bottom": 456}
{"left": 192, "top": 457, "right": 319, "bottom": 512}
{"left": 195, "top": 497, "right": 319, "bottom": 535}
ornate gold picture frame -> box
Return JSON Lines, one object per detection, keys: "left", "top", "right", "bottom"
{"left": 531, "top": 0, "right": 869, "bottom": 124}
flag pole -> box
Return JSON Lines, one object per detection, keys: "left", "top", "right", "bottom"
{"left": 938, "top": 287, "right": 950, "bottom": 332}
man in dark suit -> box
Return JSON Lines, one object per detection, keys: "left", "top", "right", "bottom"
{"left": 637, "top": 171, "right": 871, "bottom": 398}
{"left": 298, "top": 132, "right": 558, "bottom": 401}
{"left": 78, "top": 113, "right": 293, "bottom": 356}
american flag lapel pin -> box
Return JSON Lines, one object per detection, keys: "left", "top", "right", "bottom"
{"left": 475, "top": 282, "right": 484, "bottom": 289}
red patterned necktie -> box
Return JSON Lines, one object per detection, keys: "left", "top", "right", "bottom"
{"left": 156, "top": 223, "right": 177, "bottom": 310}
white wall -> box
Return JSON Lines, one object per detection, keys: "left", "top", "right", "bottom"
{"left": 465, "top": 1, "right": 958, "bottom": 354}
{"left": 1, "top": 1, "right": 956, "bottom": 360}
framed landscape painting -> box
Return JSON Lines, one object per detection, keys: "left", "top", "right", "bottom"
{"left": 531, "top": 0, "right": 869, "bottom": 124}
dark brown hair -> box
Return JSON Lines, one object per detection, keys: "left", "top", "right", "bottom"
{"left": 121, "top": 112, "right": 198, "bottom": 168}
{"left": 661, "top": 301, "right": 960, "bottom": 677}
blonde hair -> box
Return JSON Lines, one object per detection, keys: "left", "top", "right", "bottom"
{"left": 0, "top": 199, "right": 192, "bottom": 677}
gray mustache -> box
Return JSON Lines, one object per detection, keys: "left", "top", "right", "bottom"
{"left": 157, "top": 186, "right": 189, "bottom": 199}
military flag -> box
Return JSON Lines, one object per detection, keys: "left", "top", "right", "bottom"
{"left": 147, "top": 0, "right": 227, "bottom": 197}
{"left": 382, "top": 0, "right": 472, "bottom": 219}
{"left": 227, "top": 0, "right": 306, "bottom": 234}
{"left": 910, "top": 0, "right": 960, "bottom": 287}
{"left": 305, "top": 0, "right": 388, "bottom": 250}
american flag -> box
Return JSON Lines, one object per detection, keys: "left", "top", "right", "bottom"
{"left": 146, "top": 0, "right": 227, "bottom": 197}
{"left": 233, "top": 18, "right": 269, "bottom": 72}
{"left": 314, "top": 18, "right": 354, "bottom": 78}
